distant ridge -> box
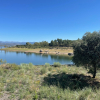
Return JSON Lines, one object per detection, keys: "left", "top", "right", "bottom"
{"left": 0, "top": 41, "right": 35, "bottom": 46}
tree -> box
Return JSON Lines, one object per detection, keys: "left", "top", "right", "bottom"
{"left": 54, "top": 40, "right": 58, "bottom": 46}
{"left": 34, "top": 42, "right": 40, "bottom": 46}
{"left": 49, "top": 40, "right": 55, "bottom": 46}
{"left": 40, "top": 41, "right": 49, "bottom": 47}
{"left": 57, "top": 38, "right": 62, "bottom": 46}
{"left": 26, "top": 42, "right": 31, "bottom": 46}
{"left": 72, "top": 31, "right": 100, "bottom": 78}
{"left": 26, "top": 42, "right": 32, "bottom": 48}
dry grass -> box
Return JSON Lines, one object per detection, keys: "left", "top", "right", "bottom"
{"left": 0, "top": 63, "right": 100, "bottom": 100}
{"left": 0, "top": 47, "right": 73, "bottom": 55}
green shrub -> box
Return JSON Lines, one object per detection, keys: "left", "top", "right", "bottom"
{"left": 45, "top": 63, "right": 50, "bottom": 67}
{"left": 5, "top": 64, "right": 20, "bottom": 70}
{"left": 53, "top": 62, "right": 61, "bottom": 67}
{"left": 41, "top": 67, "right": 47, "bottom": 75}
{"left": 0, "top": 82, "right": 4, "bottom": 92}
{"left": 0, "top": 59, "right": 7, "bottom": 64}
{"left": 48, "top": 67, "right": 52, "bottom": 71}
{"left": 6, "top": 83, "right": 16, "bottom": 93}
{"left": 0, "top": 68, "right": 4, "bottom": 75}
{"left": 29, "top": 63, "right": 33, "bottom": 67}
{"left": 20, "top": 63, "right": 29, "bottom": 70}
{"left": 28, "top": 63, "right": 34, "bottom": 69}
{"left": 33, "top": 92, "right": 38, "bottom": 100}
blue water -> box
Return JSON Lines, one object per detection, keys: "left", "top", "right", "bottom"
{"left": 0, "top": 50, "right": 73, "bottom": 65}
{"left": 0, "top": 46, "right": 5, "bottom": 49}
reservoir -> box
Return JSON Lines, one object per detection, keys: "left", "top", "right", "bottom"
{"left": 0, "top": 50, "right": 73, "bottom": 65}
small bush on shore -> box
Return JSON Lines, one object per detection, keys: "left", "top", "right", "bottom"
{"left": 53, "top": 62, "right": 61, "bottom": 67}
{"left": 1, "top": 63, "right": 20, "bottom": 70}
{"left": 45, "top": 63, "right": 50, "bottom": 67}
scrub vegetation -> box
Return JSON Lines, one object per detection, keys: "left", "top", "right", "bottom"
{"left": 0, "top": 62, "right": 100, "bottom": 100}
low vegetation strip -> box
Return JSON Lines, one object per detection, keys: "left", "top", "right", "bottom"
{"left": 0, "top": 47, "right": 73, "bottom": 55}
{"left": 0, "top": 63, "right": 100, "bottom": 100}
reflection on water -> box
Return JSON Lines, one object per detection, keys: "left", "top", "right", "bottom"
{"left": 51, "top": 55, "right": 72, "bottom": 61}
{"left": 0, "top": 46, "right": 5, "bottom": 49}
{"left": 0, "top": 50, "right": 73, "bottom": 65}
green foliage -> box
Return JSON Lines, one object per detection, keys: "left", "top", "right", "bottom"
{"left": 73, "top": 31, "right": 100, "bottom": 78}
{"left": 0, "top": 63, "right": 100, "bottom": 99}
{"left": 6, "top": 83, "right": 16, "bottom": 93}
{"left": 33, "top": 92, "right": 38, "bottom": 100}
{"left": 45, "top": 63, "right": 50, "bottom": 67}
{"left": 53, "top": 62, "right": 61, "bottom": 67}
{"left": 49, "top": 38, "right": 74, "bottom": 47}
{"left": 0, "top": 59, "right": 6, "bottom": 64}
{"left": 0, "top": 82, "right": 4, "bottom": 92}
{"left": 48, "top": 67, "right": 52, "bottom": 71}
{"left": 40, "top": 67, "right": 47, "bottom": 75}
{"left": 15, "top": 38, "right": 80, "bottom": 48}
{"left": 5, "top": 63, "right": 20, "bottom": 70}
{"left": 16, "top": 41, "right": 49, "bottom": 48}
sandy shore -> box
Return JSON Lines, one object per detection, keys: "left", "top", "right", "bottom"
{"left": 24, "top": 51, "right": 69, "bottom": 55}
{"left": 0, "top": 48, "right": 73, "bottom": 55}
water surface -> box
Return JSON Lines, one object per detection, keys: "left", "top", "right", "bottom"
{"left": 0, "top": 50, "right": 73, "bottom": 65}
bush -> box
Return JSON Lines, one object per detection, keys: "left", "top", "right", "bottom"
{"left": 48, "top": 67, "right": 52, "bottom": 71}
{"left": 45, "top": 63, "right": 50, "bottom": 67}
{"left": 40, "top": 67, "right": 47, "bottom": 75}
{"left": 53, "top": 62, "right": 61, "bottom": 67}
{"left": 5, "top": 64, "right": 20, "bottom": 70}
{"left": 0, "top": 59, "right": 7, "bottom": 64}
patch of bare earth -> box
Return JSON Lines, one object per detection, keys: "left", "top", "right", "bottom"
{"left": 0, "top": 92, "right": 10, "bottom": 100}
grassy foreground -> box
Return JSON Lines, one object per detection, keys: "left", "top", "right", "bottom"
{"left": 0, "top": 47, "right": 73, "bottom": 55}
{"left": 0, "top": 63, "right": 100, "bottom": 100}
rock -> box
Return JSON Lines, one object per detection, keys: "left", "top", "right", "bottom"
{"left": 68, "top": 53, "right": 74, "bottom": 56}
{"left": 45, "top": 51, "right": 48, "bottom": 54}
{"left": 39, "top": 49, "right": 43, "bottom": 52}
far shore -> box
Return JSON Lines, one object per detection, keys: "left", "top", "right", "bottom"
{"left": 0, "top": 47, "right": 73, "bottom": 55}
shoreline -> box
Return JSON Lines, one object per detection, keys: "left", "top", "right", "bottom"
{"left": 24, "top": 51, "right": 69, "bottom": 55}
{"left": 0, "top": 63, "right": 75, "bottom": 66}
{"left": 0, "top": 48, "right": 73, "bottom": 55}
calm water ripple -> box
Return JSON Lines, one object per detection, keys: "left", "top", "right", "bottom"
{"left": 0, "top": 50, "right": 73, "bottom": 65}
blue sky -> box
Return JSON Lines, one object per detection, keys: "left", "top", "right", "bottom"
{"left": 0, "top": 0, "right": 100, "bottom": 42}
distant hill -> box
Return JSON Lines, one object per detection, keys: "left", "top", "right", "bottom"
{"left": 0, "top": 41, "right": 35, "bottom": 46}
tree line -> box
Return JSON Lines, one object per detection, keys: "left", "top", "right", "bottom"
{"left": 15, "top": 38, "right": 81, "bottom": 48}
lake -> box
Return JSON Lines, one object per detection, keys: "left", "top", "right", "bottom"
{"left": 0, "top": 46, "right": 5, "bottom": 49}
{"left": 0, "top": 50, "right": 73, "bottom": 65}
